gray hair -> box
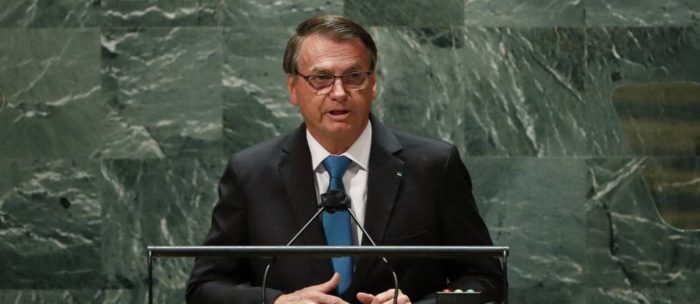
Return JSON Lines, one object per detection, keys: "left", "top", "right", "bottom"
{"left": 283, "top": 15, "right": 378, "bottom": 75}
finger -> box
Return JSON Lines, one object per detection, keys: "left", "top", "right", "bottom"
{"left": 279, "top": 290, "right": 347, "bottom": 304}
{"left": 371, "top": 289, "right": 396, "bottom": 304}
{"left": 356, "top": 292, "right": 375, "bottom": 304}
{"left": 306, "top": 291, "right": 349, "bottom": 304}
{"left": 384, "top": 293, "right": 410, "bottom": 304}
{"left": 308, "top": 273, "right": 341, "bottom": 293}
{"left": 372, "top": 289, "right": 410, "bottom": 304}
{"left": 392, "top": 290, "right": 411, "bottom": 304}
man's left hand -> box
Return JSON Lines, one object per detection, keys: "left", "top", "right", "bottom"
{"left": 356, "top": 289, "right": 411, "bottom": 304}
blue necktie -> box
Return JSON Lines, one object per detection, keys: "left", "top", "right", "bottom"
{"left": 321, "top": 155, "right": 353, "bottom": 294}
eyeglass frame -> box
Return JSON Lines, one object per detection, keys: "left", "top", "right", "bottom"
{"left": 295, "top": 71, "right": 373, "bottom": 95}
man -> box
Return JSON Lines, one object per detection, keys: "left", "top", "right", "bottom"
{"left": 187, "top": 15, "right": 504, "bottom": 304}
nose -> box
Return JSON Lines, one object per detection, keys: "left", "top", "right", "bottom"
{"left": 328, "top": 77, "right": 348, "bottom": 100}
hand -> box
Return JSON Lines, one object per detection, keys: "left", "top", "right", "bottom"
{"left": 274, "top": 273, "right": 349, "bottom": 304}
{"left": 356, "top": 289, "right": 411, "bottom": 304}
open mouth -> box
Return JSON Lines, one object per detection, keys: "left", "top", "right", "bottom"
{"left": 328, "top": 110, "right": 350, "bottom": 116}
{"left": 326, "top": 109, "right": 351, "bottom": 121}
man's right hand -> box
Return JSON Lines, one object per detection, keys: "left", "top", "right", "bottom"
{"left": 274, "top": 273, "right": 349, "bottom": 304}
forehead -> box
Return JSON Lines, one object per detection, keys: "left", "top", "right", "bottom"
{"left": 297, "top": 34, "right": 371, "bottom": 72}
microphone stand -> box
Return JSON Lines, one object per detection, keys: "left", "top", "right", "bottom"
{"left": 261, "top": 191, "right": 398, "bottom": 304}
{"left": 344, "top": 203, "right": 400, "bottom": 304}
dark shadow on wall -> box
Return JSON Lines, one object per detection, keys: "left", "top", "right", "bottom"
{"left": 612, "top": 82, "right": 700, "bottom": 230}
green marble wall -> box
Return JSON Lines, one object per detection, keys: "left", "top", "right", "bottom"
{"left": 1, "top": 1, "right": 698, "bottom": 303}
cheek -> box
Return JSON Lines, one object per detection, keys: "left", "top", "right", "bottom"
{"left": 298, "top": 99, "right": 323, "bottom": 119}
{"left": 360, "top": 95, "right": 375, "bottom": 111}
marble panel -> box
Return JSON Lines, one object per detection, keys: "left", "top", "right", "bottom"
{"left": 222, "top": 26, "right": 302, "bottom": 154}
{"left": 0, "top": 0, "right": 99, "bottom": 28}
{"left": 99, "top": 158, "right": 223, "bottom": 294}
{"left": 586, "top": 26, "right": 700, "bottom": 156}
{"left": 0, "top": 288, "right": 184, "bottom": 303}
{"left": 0, "top": 289, "right": 104, "bottom": 303}
{"left": 99, "top": 0, "right": 219, "bottom": 27}
{"left": 586, "top": 158, "right": 700, "bottom": 303}
{"left": 585, "top": 0, "right": 697, "bottom": 26}
{"left": 0, "top": 29, "right": 134, "bottom": 159}
{"left": 0, "top": 160, "right": 102, "bottom": 288}
{"left": 371, "top": 27, "right": 620, "bottom": 157}
{"left": 468, "top": 157, "right": 699, "bottom": 303}
{"left": 100, "top": 27, "right": 223, "bottom": 158}
{"left": 463, "top": 0, "right": 584, "bottom": 27}
{"left": 344, "top": 0, "right": 464, "bottom": 26}
{"left": 585, "top": 158, "right": 699, "bottom": 303}
{"left": 221, "top": 0, "right": 342, "bottom": 27}
{"left": 467, "top": 158, "right": 588, "bottom": 302}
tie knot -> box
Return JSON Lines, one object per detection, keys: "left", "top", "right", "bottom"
{"left": 322, "top": 155, "right": 351, "bottom": 179}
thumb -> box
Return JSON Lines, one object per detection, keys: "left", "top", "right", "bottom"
{"left": 309, "top": 272, "right": 341, "bottom": 293}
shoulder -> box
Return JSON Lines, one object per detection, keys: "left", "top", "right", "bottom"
{"left": 390, "top": 128, "right": 457, "bottom": 161}
{"left": 373, "top": 126, "right": 465, "bottom": 183}
{"left": 370, "top": 115, "right": 462, "bottom": 171}
{"left": 233, "top": 132, "right": 289, "bottom": 162}
{"left": 370, "top": 115, "right": 456, "bottom": 160}
{"left": 385, "top": 128, "right": 473, "bottom": 190}
{"left": 223, "top": 128, "right": 300, "bottom": 176}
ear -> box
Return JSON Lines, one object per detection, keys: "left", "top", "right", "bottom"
{"left": 287, "top": 74, "right": 298, "bottom": 106}
{"left": 371, "top": 73, "right": 378, "bottom": 99}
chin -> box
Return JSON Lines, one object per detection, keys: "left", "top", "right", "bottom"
{"left": 323, "top": 122, "right": 355, "bottom": 131}
{"left": 324, "top": 128, "right": 353, "bottom": 135}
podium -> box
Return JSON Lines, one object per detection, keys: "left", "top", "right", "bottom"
{"left": 147, "top": 245, "right": 509, "bottom": 303}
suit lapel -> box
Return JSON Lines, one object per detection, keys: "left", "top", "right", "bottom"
{"left": 352, "top": 117, "right": 404, "bottom": 290}
{"left": 278, "top": 125, "right": 334, "bottom": 280}
{"left": 363, "top": 140, "right": 403, "bottom": 245}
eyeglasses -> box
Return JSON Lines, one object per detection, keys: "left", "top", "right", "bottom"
{"left": 297, "top": 71, "right": 372, "bottom": 95}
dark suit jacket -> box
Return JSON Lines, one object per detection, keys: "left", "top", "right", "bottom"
{"left": 187, "top": 116, "right": 505, "bottom": 304}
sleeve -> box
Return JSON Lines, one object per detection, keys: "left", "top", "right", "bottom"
{"left": 186, "top": 157, "right": 284, "bottom": 304}
{"left": 423, "top": 145, "right": 507, "bottom": 303}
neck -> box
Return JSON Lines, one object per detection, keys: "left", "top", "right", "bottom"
{"left": 308, "top": 121, "right": 369, "bottom": 155}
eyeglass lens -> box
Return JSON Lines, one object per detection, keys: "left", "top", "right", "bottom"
{"left": 308, "top": 72, "right": 370, "bottom": 91}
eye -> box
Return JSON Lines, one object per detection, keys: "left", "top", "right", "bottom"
{"left": 343, "top": 72, "right": 366, "bottom": 84}
{"left": 346, "top": 72, "right": 360, "bottom": 79}
{"left": 311, "top": 74, "right": 333, "bottom": 81}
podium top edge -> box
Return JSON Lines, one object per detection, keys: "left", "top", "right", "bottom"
{"left": 147, "top": 246, "right": 509, "bottom": 258}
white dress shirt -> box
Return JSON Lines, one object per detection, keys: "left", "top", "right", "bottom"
{"left": 306, "top": 121, "right": 372, "bottom": 244}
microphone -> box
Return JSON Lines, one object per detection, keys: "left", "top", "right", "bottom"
{"left": 320, "top": 190, "right": 351, "bottom": 211}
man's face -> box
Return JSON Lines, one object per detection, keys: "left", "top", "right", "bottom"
{"left": 287, "top": 34, "right": 377, "bottom": 146}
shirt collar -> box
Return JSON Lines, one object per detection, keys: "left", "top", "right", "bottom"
{"left": 307, "top": 121, "right": 372, "bottom": 172}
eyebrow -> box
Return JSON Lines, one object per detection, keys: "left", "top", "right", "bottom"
{"left": 308, "top": 63, "right": 365, "bottom": 75}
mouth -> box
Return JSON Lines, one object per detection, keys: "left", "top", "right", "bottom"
{"left": 326, "top": 109, "right": 351, "bottom": 120}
